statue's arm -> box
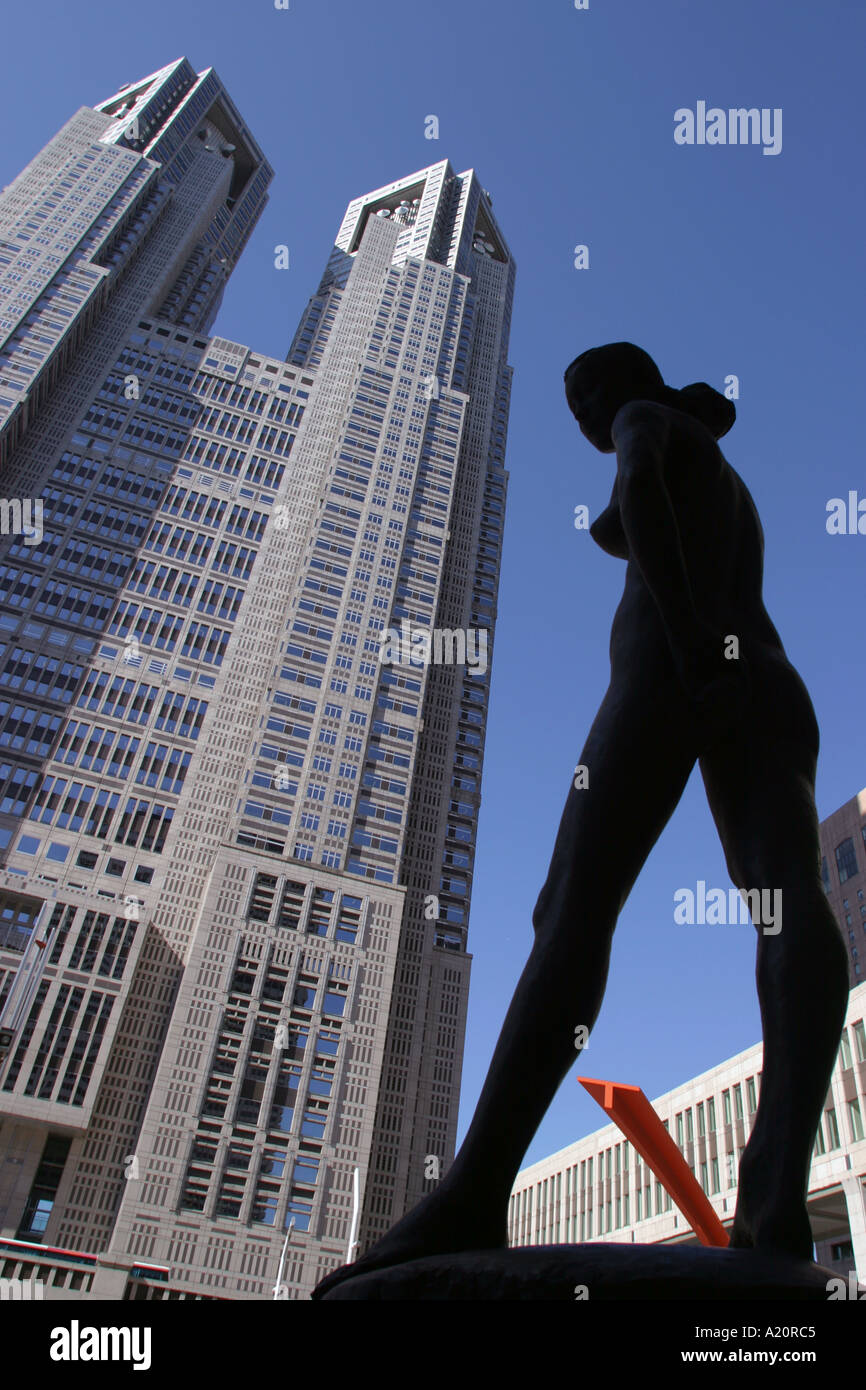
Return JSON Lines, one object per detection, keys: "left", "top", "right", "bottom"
{"left": 611, "top": 401, "right": 721, "bottom": 689}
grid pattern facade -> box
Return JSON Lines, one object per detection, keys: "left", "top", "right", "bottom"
{"left": 0, "top": 91, "right": 515, "bottom": 1302}
{"left": 286, "top": 163, "right": 515, "bottom": 1250}
{"left": 0, "top": 58, "right": 278, "bottom": 1262}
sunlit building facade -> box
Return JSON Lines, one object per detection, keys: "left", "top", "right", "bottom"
{"left": 0, "top": 60, "right": 514, "bottom": 1300}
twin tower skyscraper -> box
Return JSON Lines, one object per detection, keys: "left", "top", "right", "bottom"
{"left": 0, "top": 58, "right": 514, "bottom": 1298}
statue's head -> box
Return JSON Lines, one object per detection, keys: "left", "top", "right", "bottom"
{"left": 564, "top": 342, "right": 735, "bottom": 452}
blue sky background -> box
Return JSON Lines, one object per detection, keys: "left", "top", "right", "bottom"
{"left": 2, "top": 1, "right": 864, "bottom": 1171}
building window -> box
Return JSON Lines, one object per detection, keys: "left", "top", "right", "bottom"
{"left": 269, "top": 1062, "right": 302, "bottom": 1133}
{"left": 260, "top": 1148, "right": 288, "bottom": 1180}
{"left": 286, "top": 1195, "right": 312, "bottom": 1232}
{"left": 322, "top": 990, "right": 345, "bottom": 1018}
{"left": 821, "top": 856, "right": 831, "bottom": 893}
{"left": 300, "top": 1109, "right": 326, "bottom": 1139}
{"left": 839, "top": 1028, "right": 853, "bottom": 1070}
{"left": 236, "top": 1063, "right": 268, "bottom": 1126}
{"left": 835, "top": 837, "right": 859, "bottom": 884}
{"left": 16, "top": 1135, "right": 71, "bottom": 1241}
{"left": 250, "top": 1194, "right": 278, "bottom": 1226}
{"left": 316, "top": 1029, "right": 340, "bottom": 1056}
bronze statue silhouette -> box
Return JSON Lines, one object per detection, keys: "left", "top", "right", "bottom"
{"left": 312, "top": 342, "right": 849, "bottom": 1298}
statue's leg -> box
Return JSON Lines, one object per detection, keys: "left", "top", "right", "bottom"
{"left": 313, "top": 666, "right": 697, "bottom": 1295}
{"left": 699, "top": 664, "right": 849, "bottom": 1258}
{"left": 444, "top": 668, "right": 697, "bottom": 1211}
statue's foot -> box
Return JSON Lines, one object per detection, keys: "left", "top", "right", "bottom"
{"left": 310, "top": 1181, "right": 507, "bottom": 1299}
{"left": 730, "top": 1150, "right": 814, "bottom": 1260}
{"left": 728, "top": 1205, "right": 813, "bottom": 1261}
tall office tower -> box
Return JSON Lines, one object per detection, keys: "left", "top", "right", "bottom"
{"left": 0, "top": 57, "right": 277, "bottom": 1281}
{"left": 0, "top": 58, "right": 271, "bottom": 472}
{"left": 819, "top": 787, "right": 866, "bottom": 988}
{"left": 0, "top": 71, "right": 514, "bottom": 1300}
{"left": 286, "top": 165, "right": 515, "bottom": 1261}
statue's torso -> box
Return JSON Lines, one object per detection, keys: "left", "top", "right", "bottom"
{"left": 601, "top": 404, "right": 793, "bottom": 680}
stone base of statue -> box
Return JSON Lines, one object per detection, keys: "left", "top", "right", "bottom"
{"left": 315, "top": 1243, "right": 838, "bottom": 1300}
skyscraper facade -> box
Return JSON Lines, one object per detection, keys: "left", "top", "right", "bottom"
{"left": 819, "top": 786, "right": 866, "bottom": 988}
{"left": 0, "top": 61, "right": 514, "bottom": 1301}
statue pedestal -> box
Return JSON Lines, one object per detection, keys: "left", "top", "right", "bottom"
{"left": 315, "top": 1242, "right": 835, "bottom": 1301}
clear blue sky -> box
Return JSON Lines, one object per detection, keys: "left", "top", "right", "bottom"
{"left": 3, "top": 1, "right": 864, "bottom": 1170}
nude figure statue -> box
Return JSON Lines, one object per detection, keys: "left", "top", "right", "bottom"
{"left": 312, "top": 341, "right": 849, "bottom": 1298}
